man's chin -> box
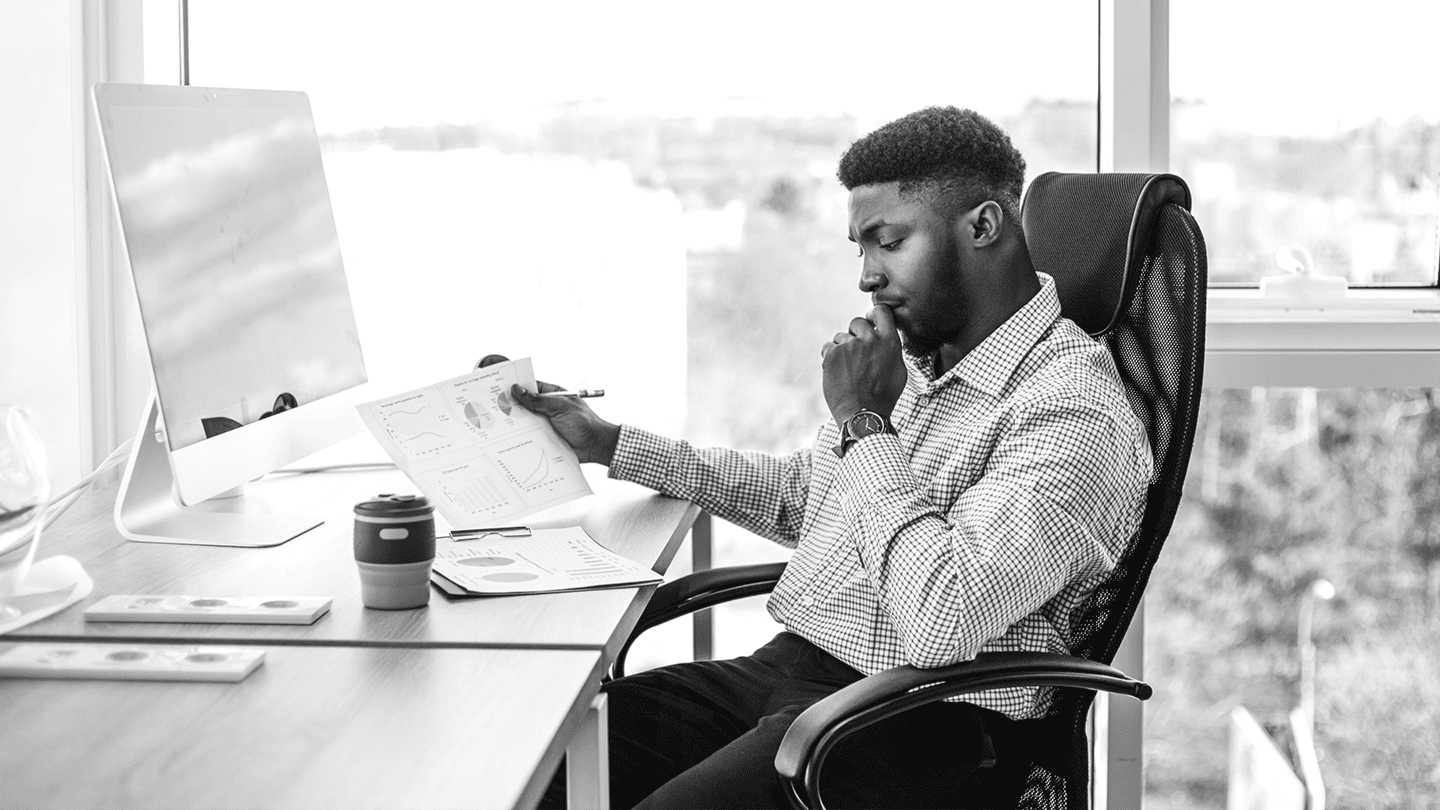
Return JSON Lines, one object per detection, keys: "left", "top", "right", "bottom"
{"left": 899, "top": 333, "right": 940, "bottom": 359}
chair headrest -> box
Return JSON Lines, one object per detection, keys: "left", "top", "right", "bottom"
{"left": 1020, "top": 172, "right": 1192, "bottom": 337}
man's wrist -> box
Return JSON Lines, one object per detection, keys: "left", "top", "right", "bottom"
{"left": 595, "top": 422, "right": 621, "bottom": 466}
{"left": 833, "top": 409, "right": 896, "bottom": 458}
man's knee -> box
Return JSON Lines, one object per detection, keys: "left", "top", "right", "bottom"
{"left": 630, "top": 708, "right": 799, "bottom": 810}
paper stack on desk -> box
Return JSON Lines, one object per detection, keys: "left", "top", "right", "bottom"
{"left": 431, "top": 527, "right": 661, "bottom": 596}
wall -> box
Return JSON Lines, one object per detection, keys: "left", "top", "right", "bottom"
{"left": 0, "top": 1, "right": 87, "bottom": 488}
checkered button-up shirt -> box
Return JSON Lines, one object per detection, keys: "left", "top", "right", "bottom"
{"left": 609, "top": 274, "right": 1152, "bottom": 719}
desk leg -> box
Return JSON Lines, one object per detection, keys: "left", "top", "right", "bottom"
{"left": 692, "top": 511, "right": 713, "bottom": 661}
{"left": 567, "top": 694, "right": 609, "bottom": 810}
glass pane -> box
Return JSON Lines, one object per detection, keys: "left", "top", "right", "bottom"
{"left": 1147, "top": 388, "right": 1440, "bottom": 809}
{"left": 184, "top": 0, "right": 1097, "bottom": 668}
{"left": 1172, "top": 1, "right": 1440, "bottom": 287}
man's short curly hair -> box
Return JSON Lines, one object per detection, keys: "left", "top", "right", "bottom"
{"left": 837, "top": 106, "right": 1027, "bottom": 225}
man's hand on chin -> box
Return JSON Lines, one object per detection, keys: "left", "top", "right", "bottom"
{"left": 820, "top": 303, "right": 907, "bottom": 424}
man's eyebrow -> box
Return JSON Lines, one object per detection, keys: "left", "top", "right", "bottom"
{"left": 850, "top": 218, "right": 891, "bottom": 242}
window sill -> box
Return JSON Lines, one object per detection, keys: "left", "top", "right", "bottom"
{"left": 1204, "top": 289, "right": 1440, "bottom": 387}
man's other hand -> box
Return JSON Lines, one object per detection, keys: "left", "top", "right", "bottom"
{"left": 820, "top": 304, "right": 906, "bottom": 424}
{"left": 509, "top": 383, "right": 621, "bottom": 466}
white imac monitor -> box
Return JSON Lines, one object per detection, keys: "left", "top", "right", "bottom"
{"left": 94, "top": 83, "right": 369, "bottom": 547}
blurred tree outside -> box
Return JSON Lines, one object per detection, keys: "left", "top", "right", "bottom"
{"left": 1174, "top": 107, "right": 1440, "bottom": 285}
{"left": 1148, "top": 389, "right": 1440, "bottom": 809}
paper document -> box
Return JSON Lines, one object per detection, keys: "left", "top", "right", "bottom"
{"left": 357, "top": 358, "right": 592, "bottom": 528}
{"left": 432, "top": 527, "right": 662, "bottom": 595}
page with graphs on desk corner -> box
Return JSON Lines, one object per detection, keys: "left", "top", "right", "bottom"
{"left": 356, "top": 357, "right": 592, "bottom": 528}
{"left": 431, "top": 526, "right": 662, "bottom": 596}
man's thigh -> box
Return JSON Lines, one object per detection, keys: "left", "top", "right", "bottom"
{"left": 631, "top": 704, "right": 800, "bottom": 809}
{"left": 604, "top": 656, "right": 781, "bottom": 808}
{"left": 544, "top": 631, "right": 1014, "bottom": 810}
{"left": 542, "top": 640, "right": 801, "bottom": 810}
{"left": 635, "top": 697, "right": 1009, "bottom": 810}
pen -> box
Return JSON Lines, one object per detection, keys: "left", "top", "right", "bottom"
{"left": 538, "top": 389, "right": 605, "bottom": 399}
{"left": 451, "top": 525, "right": 532, "bottom": 539}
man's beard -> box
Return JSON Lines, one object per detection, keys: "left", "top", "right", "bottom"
{"left": 899, "top": 329, "right": 939, "bottom": 359}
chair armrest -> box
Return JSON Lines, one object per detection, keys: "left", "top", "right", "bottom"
{"left": 612, "top": 562, "right": 786, "bottom": 679}
{"left": 775, "top": 651, "right": 1150, "bottom": 810}
{"left": 641, "top": 562, "right": 788, "bottom": 627}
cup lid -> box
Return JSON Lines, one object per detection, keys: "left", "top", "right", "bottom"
{"left": 354, "top": 493, "right": 433, "bottom": 519}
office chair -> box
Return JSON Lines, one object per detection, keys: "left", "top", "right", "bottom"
{"left": 613, "top": 172, "right": 1208, "bottom": 809}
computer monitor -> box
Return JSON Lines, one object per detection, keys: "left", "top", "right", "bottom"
{"left": 94, "top": 83, "right": 370, "bottom": 547}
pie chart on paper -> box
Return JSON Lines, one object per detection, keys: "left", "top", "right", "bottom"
{"left": 463, "top": 402, "right": 492, "bottom": 430}
{"left": 495, "top": 392, "right": 513, "bottom": 417}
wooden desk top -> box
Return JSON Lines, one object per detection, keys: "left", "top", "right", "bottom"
{"left": 17, "top": 466, "right": 697, "bottom": 660}
{"left": 0, "top": 644, "right": 602, "bottom": 810}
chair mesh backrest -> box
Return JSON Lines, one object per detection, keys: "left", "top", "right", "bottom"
{"left": 1017, "top": 172, "right": 1207, "bottom": 807}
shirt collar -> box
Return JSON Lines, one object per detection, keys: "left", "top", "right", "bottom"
{"left": 907, "top": 273, "right": 1062, "bottom": 397}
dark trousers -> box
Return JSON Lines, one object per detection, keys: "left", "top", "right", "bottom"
{"left": 542, "top": 632, "right": 1020, "bottom": 809}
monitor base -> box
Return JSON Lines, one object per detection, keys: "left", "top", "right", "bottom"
{"left": 114, "top": 397, "right": 322, "bottom": 548}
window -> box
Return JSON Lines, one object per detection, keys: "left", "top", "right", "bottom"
{"left": 1146, "top": 388, "right": 1440, "bottom": 809}
{"left": 178, "top": 0, "right": 1100, "bottom": 667}
{"left": 1168, "top": 11, "right": 1440, "bottom": 800}
{"left": 1172, "top": 0, "right": 1440, "bottom": 287}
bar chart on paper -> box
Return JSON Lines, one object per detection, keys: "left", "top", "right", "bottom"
{"left": 440, "top": 476, "right": 512, "bottom": 514}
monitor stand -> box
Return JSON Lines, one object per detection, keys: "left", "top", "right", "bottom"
{"left": 114, "top": 397, "right": 323, "bottom": 547}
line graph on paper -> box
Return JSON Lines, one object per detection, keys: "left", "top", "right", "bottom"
{"left": 490, "top": 438, "right": 590, "bottom": 501}
{"left": 378, "top": 401, "right": 456, "bottom": 459}
{"left": 496, "top": 443, "right": 551, "bottom": 488}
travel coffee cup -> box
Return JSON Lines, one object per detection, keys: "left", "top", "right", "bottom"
{"left": 353, "top": 493, "right": 435, "bottom": 609}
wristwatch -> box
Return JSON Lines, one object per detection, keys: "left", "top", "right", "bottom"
{"left": 833, "top": 409, "right": 896, "bottom": 458}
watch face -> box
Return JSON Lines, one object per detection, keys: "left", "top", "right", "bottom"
{"left": 848, "top": 411, "right": 886, "bottom": 439}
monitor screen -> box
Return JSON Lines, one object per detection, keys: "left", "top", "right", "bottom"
{"left": 98, "top": 87, "right": 366, "bottom": 452}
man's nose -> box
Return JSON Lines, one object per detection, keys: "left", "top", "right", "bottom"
{"left": 859, "top": 258, "right": 886, "bottom": 293}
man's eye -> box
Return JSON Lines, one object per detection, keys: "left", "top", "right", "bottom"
{"left": 879, "top": 239, "right": 902, "bottom": 251}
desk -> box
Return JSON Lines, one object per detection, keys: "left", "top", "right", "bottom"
{"left": 19, "top": 467, "right": 698, "bottom": 661}
{"left": 0, "top": 644, "right": 603, "bottom": 810}
{"left": 3, "top": 464, "right": 698, "bottom": 810}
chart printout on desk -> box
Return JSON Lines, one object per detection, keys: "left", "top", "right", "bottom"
{"left": 432, "top": 527, "right": 662, "bottom": 595}
{"left": 356, "top": 358, "right": 592, "bottom": 527}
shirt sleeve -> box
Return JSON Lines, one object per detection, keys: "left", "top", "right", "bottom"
{"left": 608, "top": 424, "right": 812, "bottom": 548}
{"left": 832, "top": 397, "right": 1152, "bottom": 667}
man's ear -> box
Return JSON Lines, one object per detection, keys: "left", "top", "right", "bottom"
{"left": 961, "top": 201, "right": 1005, "bottom": 248}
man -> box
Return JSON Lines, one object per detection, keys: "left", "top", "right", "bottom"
{"left": 519, "top": 106, "right": 1153, "bottom": 809}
